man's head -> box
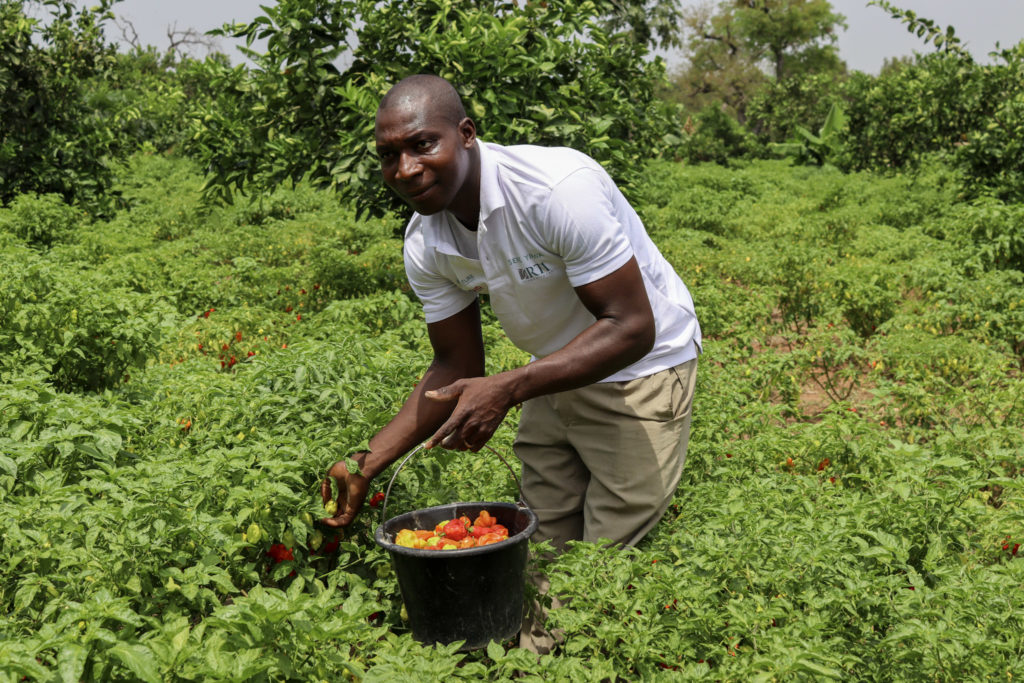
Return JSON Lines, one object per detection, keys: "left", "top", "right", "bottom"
{"left": 375, "top": 75, "right": 480, "bottom": 220}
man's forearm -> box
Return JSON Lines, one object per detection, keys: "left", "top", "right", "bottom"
{"left": 359, "top": 358, "right": 482, "bottom": 477}
{"left": 500, "top": 312, "right": 653, "bottom": 407}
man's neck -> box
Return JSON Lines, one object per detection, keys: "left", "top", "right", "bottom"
{"left": 447, "top": 145, "right": 481, "bottom": 231}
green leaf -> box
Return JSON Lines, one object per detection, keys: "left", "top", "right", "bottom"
{"left": 109, "top": 643, "right": 162, "bottom": 683}
{"left": 10, "top": 421, "right": 32, "bottom": 441}
{"left": 14, "top": 583, "right": 38, "bottom": 612}
{"left": 793, "top": 657, "right": 843, "bottom": 679}
{"left": 0, "top": 454, "right": 17, "bottom": 479}
{"left": 58, "top": 643, "right": 88, "bottom": 683}
{"left": 486, "top": 640, "right": 505, "bottom": 661}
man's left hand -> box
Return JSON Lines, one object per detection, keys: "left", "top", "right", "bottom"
{"left": 423, "top": 376, "right": 513, "bottom": 451}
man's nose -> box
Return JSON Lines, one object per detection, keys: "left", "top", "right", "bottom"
{"left": 396, "top": 152, "right": 421, "bottom": 180}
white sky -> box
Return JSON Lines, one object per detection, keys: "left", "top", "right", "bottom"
{"left": 99, "top": 0, "right": 1023, "bottom": 75}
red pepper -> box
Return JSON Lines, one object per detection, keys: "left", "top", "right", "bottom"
{"left": 368, "top": 492, "right": 385, "bottom": 507}
{"left": 442, "top": 519, "right": 468, "bottom": 541}
{"left": 267, "top": 543, "right": 294, "bottom": 563}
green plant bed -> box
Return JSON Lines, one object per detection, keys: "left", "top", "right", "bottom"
{"left": 1, "top": 153, "right": 1021, "bottom": 681}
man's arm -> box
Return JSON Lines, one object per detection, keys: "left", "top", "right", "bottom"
{"left": 424, "top": 255, "right": 654, "bottom": 450}
{"left": 320, "top": 299, "right": 484, "bottom": 526}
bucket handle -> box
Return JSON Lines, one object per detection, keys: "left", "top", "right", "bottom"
{"left": 380, "top": 442, "right": 525, "bottom": 525}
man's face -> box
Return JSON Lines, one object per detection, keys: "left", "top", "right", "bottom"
{"left": 374, "top": 101, "right": 475, "bottom": 216}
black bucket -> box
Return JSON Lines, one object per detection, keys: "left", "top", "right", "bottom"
{"left": 375, "top": 500, "right": 538, "bottom": 651}
{"left": 370, "top": 443, "right": 539, "bottom": 650}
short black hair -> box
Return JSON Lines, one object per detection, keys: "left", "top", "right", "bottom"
{"left": 377, "top": 74, "right": 468, "bottom": 126}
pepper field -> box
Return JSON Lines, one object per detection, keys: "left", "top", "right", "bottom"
{"left": 1, "top": 152, "right": 1023, "bottom": 680}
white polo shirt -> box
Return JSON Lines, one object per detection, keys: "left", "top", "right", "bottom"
{"left": 403, "top": 141, "right": 701, "bottom": 383}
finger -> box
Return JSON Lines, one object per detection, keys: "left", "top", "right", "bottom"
{"left": 442, "top": 431, "right": 472, "bottom": 451}
{"left": 321, "top": 478, "right": 331, "bottom": 505}
{"left": 319, "top": 514, "right": 347, "bottom": 528}
{"left": 427, "top": 420, "right": 457, "bottom": 448}
{"left": 424, "top": 382, "right": 462, "bottom": 402}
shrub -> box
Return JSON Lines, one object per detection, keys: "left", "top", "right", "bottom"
{"left": 678, "top": 106, "right": 763, "bottom": 165}
{"left": 746, "top": 72, "right": 844, "bottom": 144}
{"left": 953, "top": 42, "right": 1024, "bottom": 203}
{"left": 0, "top": 193, "right": 83, "bottom": 248}
{"left": 0, "top": 246, "right": 178, "bottom": 391}
{"left": 945, "top": 197, "right": 1024, "bottom": 272}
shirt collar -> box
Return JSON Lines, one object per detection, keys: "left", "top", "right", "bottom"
{"left": 477, "top": 141, "right": 505, "bottom": 223}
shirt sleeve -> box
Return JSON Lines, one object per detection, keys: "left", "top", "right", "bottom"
{"left": 403, "top": 226, "right": 477, "bottom": 324}
{"left": 543, "top": 166, "right": 633, "bottom": 287}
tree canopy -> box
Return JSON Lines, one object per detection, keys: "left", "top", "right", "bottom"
{"left": 667, "top": 0, "right": 846, "bottom": 118}
{"left": 189, "top": 0, "right": 681, "bottom": 218}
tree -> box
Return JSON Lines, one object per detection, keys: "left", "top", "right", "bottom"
{"left": 731, "top": 0, "right": 846, "bottom": 81}
{"left": 0, "top": 0, "right": 122, "bottom": 209}
{"left": 665, "top": 1, "right": 765, "bottom": 119}
{"left": 189, "top": 0, "right": 681, "bottom": 219}
{"left": 667, "top": 0, "right": 845, "bottom": 118}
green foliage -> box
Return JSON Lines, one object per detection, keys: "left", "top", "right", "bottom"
{"left": 0, "top": 244, "right": 178, "bottom": 392}
{"left": 837, "top": 53, "right": 977, "bottom": 171}
{"left": 94, "top": 48, "right": 230, "bottom": 156}
{"left": 728, "top": 0, "right": 847, "bottom": 80}
{"left": 190, "top": 0, "right": 679, "bottom": 217}
{"left": 0, "top": 192, "right": 84, "bottom": 248}
{"left": 668, "top": 0, "right": 845, "bottom": 118}
{"left": 835, "top": 43, "right": 1024, "bottom": 205}
{"left": 770, "top": 101, "right": 847, "bottom": 166}
{"left": 678, "top": 106, "right": 763, "bottom": 165}
{"left": 867, "top": 0, "right": 969, "bottom": 58}
{"left": 746, "top": 72, "right": 843, "bottom": 143}
{"left": 943, "top": 197, "right": 1024, "bottom": 272}
{"left": 596, "top": 0, "right": 685, "bottom": 50}
{"left": 953, "top": 43, "right": 1024, "bottom": 203}
{"left": 2, "top": 153, "right": 1024, "bottom": 680}
{"left": 0, "top": 0, "right": 121, "bottom": 210}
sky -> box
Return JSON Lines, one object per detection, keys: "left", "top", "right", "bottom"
{"left": 95, "top": 0, "right": 1023, "bottom": 75}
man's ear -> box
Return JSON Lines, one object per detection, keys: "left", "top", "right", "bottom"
{"left": 458, "top": 117, "right": 477, "bottom": 148}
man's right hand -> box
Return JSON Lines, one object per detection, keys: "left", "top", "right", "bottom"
{"left": 320, "top": 455, "right": 370, "bottom": 527}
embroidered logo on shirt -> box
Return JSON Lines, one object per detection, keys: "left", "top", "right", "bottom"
{"left": 517, "top": 262, "right": 552, "bottom": 281}
{"left": 457, "top": 272, "right": 487, "bottom": 293}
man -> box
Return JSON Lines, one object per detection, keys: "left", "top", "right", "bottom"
{"left": 320, "top": 74, "right": 700, "bottom": 649}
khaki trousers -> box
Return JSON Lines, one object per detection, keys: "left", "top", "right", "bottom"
{"left": 515, "top": 358, "right": 697, "bottom": 652}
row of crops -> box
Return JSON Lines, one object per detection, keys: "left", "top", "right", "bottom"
{"left": 2, "top": 151, "right": 1023, "bottom": 680}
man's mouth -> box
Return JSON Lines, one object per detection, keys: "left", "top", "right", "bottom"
{"left": 407, "top": 184, "right": 435, "bottom": 201}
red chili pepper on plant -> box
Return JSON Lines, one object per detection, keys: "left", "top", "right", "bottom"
{"left": 369, "top": 492, "right": 385, "bottom": 507}
{"left": 267, "top": 544, "right": 294, "bottom": 563}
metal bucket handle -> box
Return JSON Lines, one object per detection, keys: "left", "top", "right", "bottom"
{"left": 380, "top": 443, "right": 526, "bottom": 526}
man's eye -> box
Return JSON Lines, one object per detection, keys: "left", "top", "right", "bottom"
{"left": 416, "top": 139, "right": 434, "bottom": 151}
